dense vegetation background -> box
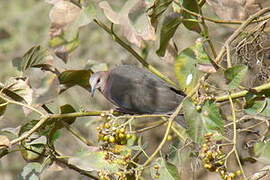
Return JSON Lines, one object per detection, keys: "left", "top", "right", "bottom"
{"left": 1, "top": 0, "right": 270, "bottom": 179}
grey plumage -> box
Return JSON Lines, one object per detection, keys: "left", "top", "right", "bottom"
{"left": 89, "top": 65, "right": 185, "bottom": 114}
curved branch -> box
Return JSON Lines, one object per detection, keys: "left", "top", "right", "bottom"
{"left": 93, "top": 19, "right": 177, "bottom": 88}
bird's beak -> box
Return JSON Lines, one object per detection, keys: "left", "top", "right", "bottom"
{"left": 91, "top": 85, "right": 96, "bottom": 97}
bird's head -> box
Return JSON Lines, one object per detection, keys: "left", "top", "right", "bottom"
{"left": 89, "top": 71, "right": 108, "bottom": 97}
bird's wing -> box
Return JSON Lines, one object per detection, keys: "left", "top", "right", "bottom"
{"left": 107, "top": 68, "right": 183, "bottom": 114}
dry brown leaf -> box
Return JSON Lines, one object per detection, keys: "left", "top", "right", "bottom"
{"left": 0, "top": 135, "right": 10, "bottom": 148}
{"left": 206, "top": 0, "right": 267, "bottom": 21}
{"left": 31, "top": 71, "right": 60, "bottom": 105}
{"left": 197, "top": 63, "right": 217, "bottom": 73}
{"left": 5, "top": 77, "right": 33, "bottom": 105}
{"left": 49, "top": 1, "right": 81, "bottom": 27}
{"left": 47, "top": 161, "right": 64, "bottom": 172}
{"left": 99, "top": 0, "right": 155, "bottom": 47}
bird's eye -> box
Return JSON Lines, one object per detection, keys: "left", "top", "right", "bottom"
{"left": 97, "top": 79, "right": 101, "bottom": 83}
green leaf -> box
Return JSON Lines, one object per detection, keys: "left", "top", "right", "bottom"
{"left": 150, "top": 157, "right": 181, "bottom": 180}
{"left": 254, "top": 142, "right": 270, "bottom": 164}
{"left": 54, "top": 34, "right": 80, "bottom": 63}
{"left": 224, "top": 65, "right": 248, "bottom": 89}
{"left": 0, "top": 82, "right": 27, "bottom": 103}
{"left": 2, "top": 77, "right": 33, "bottom": 106}
{"left": 194, "top": 38, "right": 211, "bottom": 63}
{"left": 28, "top": 136, "right": 47, "bottom": 145}
{"left": 49, "top": 35, "right": 66, "bottom": 48}
{"left": 148, "top": 0, "right": 172, "bottom": 29}
{"left": 60, "top": 104, "right": 76, "bottom": 124}
{"left": 175, "top": 48, "right": 199, "bottom": 92}
{"left": 0, "top": 148, "right": 9, "bottom": 159}
{"left": 1, "top": 126, "right": 20, "bottom": 139}
{"left": 58, "top": 70, "right": 92, "bottom": 89}
{"left": 21, "top": 143, "right": 45, "bottom": 162}
{"left": 20, "top": 162, "right": 42, "bottom": 180}
{"left": 245, "top": 98, "right": 270, "bottom": 116}
{"left": 175, "top": 40, "right": 212, "bottom": 92}
{"left": 68, "top": 150, "right": 121, "bottom": 172}
{"left": 179, "top": 0, "right": 201, "bottom": 33}
{"left": 12, "top": 46, "right": 47, "bottom": 72}
{"left": 19, "top": 120, "right": 39, "bottom": 136}
{"left": 156, "top": 12, "right": 182, "bottom": 57}
{"left": 47, "top": 104, "right": 76, "bottom": 145}
{"left": 183, "top": 99, "right": 224, "bottom": 143}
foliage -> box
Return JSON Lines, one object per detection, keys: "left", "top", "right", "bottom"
{"left": 1, "top": 0, "right": 270, "bottom": 180}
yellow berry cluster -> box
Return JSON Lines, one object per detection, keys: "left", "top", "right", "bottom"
{"left": 98, "top": 171, "right": 110, "bottom": 180}
{"left": 200, "top": 133, "right": 241, "bottom": 180}
{"left": 99, "top": 150, "right": 132, "bottom": 180}
{"left": 153, "top": 164, "right": 161, "bottom": 179}
{"left": 97, "top": 122, "right": 133, "bottom": 145}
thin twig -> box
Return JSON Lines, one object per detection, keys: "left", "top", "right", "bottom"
{"left": 214, "top": 8, "right": 270, "bottom": 65}
{"left": 131, "top": 120, "right": 167, "bottom": 133}
{"left": 196, "top": 1, "right": 217, "bottom": 59}
{"left": 248, "top": 165, "right": 270, "bottom": 180}
{"left": 171, "top": 123, "right": 187, "bottom": 142}
{"left": 228, "top": 95, "right": 247, "bottom": 180}
{"left": 142, "top": 98, "right": 185, "bottom": 166}
{"left": 10, "top": 116, "right": 49, "bottom": 145}
{"left": 215, "top": 82, "right": 270, "bottom": 102}
{"left": 0, "top": 92, "right": 45, "bottom": 116}
{"left": 226, "top": 43, "right": 232, "bottom": 68}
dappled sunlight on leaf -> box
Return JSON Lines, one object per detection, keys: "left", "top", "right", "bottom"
{"left": 254, "top": 142, "right": 270, "bottom": 164}
{"left": 224, "top": 64, "right": 248, "bottom": 90}
{"left": 175, "top": 39, "right": 213, "bottom": 93}
{"left": 183, "top": 99, "right": 224, "bottom": 143}
{"left": 68, "top": 150, "right": 120, "bottom": 172}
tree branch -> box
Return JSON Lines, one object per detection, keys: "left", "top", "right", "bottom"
{"left": 93, "top": 19, "right": 177, "bottom": 88}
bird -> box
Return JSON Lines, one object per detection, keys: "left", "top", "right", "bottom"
{"left": 89, "top": 65, "right": 186, "bottom": 115}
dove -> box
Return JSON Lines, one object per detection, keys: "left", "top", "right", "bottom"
{"left": 89, "top": 65, "right": 185, "bottom": 114}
